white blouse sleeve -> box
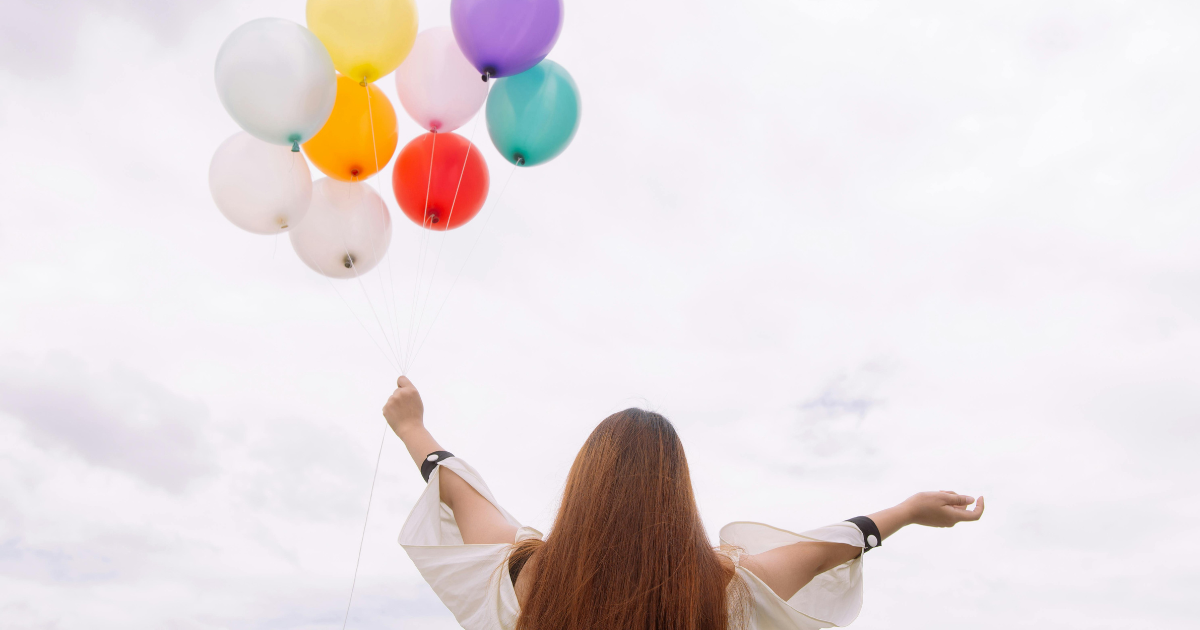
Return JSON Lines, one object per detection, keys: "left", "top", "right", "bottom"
{"left": 398, "top": 457, "right": 542, "bottom": 630}
{"left": 720, "top": 521, "right": 867, "bottom": 630}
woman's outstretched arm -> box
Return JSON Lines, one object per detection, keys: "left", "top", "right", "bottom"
{"left": 383, "top": 376, "right": 518, "bottom": 545}
{"left": 740, "top": 491, "right": 985, "bottom": 601}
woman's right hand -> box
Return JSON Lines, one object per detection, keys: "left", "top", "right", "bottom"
{"left": 383, "top": 376, "right": 424, "bottom": 439}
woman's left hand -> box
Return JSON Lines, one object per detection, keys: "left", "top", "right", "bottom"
{"left": 901, "top": 491, "right": 985, "bottom": 528}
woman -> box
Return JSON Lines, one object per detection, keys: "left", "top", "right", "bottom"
{"left": 386, "top": 376, "right": 983, "bottom": 630}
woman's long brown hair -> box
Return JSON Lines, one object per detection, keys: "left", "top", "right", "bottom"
{"left": 510, "top": 409, "right": 745, "bottom": 630}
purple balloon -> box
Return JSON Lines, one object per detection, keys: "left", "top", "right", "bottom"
{"left": 451, "top": 0, "right": 564, "bottom": 79}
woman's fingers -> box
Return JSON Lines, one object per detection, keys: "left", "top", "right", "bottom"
{"left": 938, "top": 492, "right": 975, "bottom": 507}
{"left": 946, "top": 496, "right": 984, "bottom": 522}
{"left": 396, "top": 375, "right": 413, "bottom": 388}
{"left": 965, "top": 496, "right": 985, "bottom": 520}
{"left": 938, "top": 491, "right": 963, "bottom": 510}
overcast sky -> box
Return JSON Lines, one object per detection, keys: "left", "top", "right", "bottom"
{"left": 2, "top": 0, "right": 1198, "bottom": 628}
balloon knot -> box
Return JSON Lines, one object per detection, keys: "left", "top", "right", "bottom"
{"left": 291, "top": 141, "right": 300, "bottom": 152}
{"left": 481, "top": 68, "right": 494, "bottom": 82}
{"left": 514, "top": 154, "right": 526, "bottom": 166}
{"left": 360, "top": 77, "right": 368, "bottom": 87}
{"left": 343, "top": 254, "right": 356, "bottom": 269}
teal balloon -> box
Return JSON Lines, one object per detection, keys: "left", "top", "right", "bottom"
{"left": 485, "top": 60, "right": 581, "bottom": 167}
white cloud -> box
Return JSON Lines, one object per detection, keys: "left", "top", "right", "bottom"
{"left": 0, "top": 355, "right": 214, "bottom": 492}
{"left": 1019, "top": 90, "right": 1094, "bottom": 168}
{"left": 0, "top": 0, "right": 223, "bottom": 77}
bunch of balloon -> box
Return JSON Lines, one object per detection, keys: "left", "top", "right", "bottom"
{"left": 307, "top": 0, "right": 418, "bottom": 85}
{"left": 290, "top": 178, "right": 393, "bottom": 278}
{"left": 302, "top": 74, "right": 399, "bottom": 182}
{"left": 209, "top": 132, "right": 314, "bottom": 234}
{"left": 210, "top": 17, "right": 335, "bottom": 235}
{"left": 391, "top": 25, "right": 493, "bottom": 231}
{"left": 214, "top": 18, "right": 337, "bottom": 151}
{"left": 452, "top": 0, "right": 564, "bottom": 80}
{"left": 449, "top": 0, "right": 581, "bottom": 167}
{"left": 393, "top": 132, "right": 490, "bottom": 230}
{"left": 208, "top": 0, "right": 420, "bottom": 279}
{"left": 291, "top": 0, "right": 418, "bottom": 274}
{"left": 486, "top": 59, "right": 581, "bottom": 167}
{"left": 394, "top": 26, "right": 488, "bottom": 133}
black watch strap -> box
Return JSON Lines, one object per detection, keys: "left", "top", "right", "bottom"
{"left": 845, "top": 516, "right": 882, "bottom": 552}
{"left": 421, "top": 451, "right": 455, "bottom": 482}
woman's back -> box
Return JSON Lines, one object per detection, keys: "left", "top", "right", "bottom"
{"left": 508, "top": 538, "right": 746, "bottom": 628}
{"left": 509, "top": 409, "right": 738, "bottom": 630}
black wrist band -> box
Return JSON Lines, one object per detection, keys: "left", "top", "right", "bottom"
{"left": 845, "top": 516, "right": 882, "bottom": 552}
{"left": 421, "top": 451, "right": 454, "bottom": 482}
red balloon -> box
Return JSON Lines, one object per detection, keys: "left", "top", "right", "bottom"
{"left": 392, "top": 132, "right": 490, "bottom": 230}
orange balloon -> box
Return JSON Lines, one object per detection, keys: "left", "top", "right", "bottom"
{"left": 302, "top": 74, "right": 398, "bottom": 181}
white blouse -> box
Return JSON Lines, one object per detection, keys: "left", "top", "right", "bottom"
{"left": 399, "top": 457, "right": 868, "bottom": 630}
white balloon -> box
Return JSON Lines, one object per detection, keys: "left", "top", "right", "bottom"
{"left": 209, "top": 132, "right": 312, "bottom": 234}
{"left": 215, "top": 18, "right": 337, "bottom": 148}
{"left": 394, "top": 27, "right": 489, "bottom": 132}
{"left": 290, "top": 179, "right": 392, "bottom": 279}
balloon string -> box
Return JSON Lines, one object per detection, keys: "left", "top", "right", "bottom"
{"left": 339, "top": 80, "right": 392, "bottom": 630}
{"left": 407, "top": 89, "right": 490, "bottom": 363}
{"left": 410, "top": 85, "right": 561, "bottom": 369}
{"left": 363, "top": 90, "right": 397, "bottom": 359}
{"left": 384, "top": 226, "right": 405, "bottom": 371}
{"left": 446, "top": 96, "right": 487, "bottom": 227}
{"left": 412, "top": 134, "right": 440, "bottom": 361}
{"left": 326, "top": 274, "right": 400, "bottom": 374}
{"left": 333, "top": 180, "right": 401, "bottom": 367}
{"left": 364, "top": 84, "right": 406, "bottom": 371}
{"left": 344, "top": 235, "right": 402, "bottom": 368}
{"left": 360, "top": 211, "right": 401, "bottom": 367}
{"left": 403, "top": 133, "right": 438, "bottom": 370}
{"left": 408, "top": 162, "right": 519, "bottom": 373}
{"left": 303, "top": 249, "right": 401, "bottom": 374}
{"left": 405, "top": 226, "right": 433, "bottom": 372}
{"left": 340, "top": 424, "right": 388, "bottom": 630}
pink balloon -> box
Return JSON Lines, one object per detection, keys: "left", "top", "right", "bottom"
{"left": 393, "top": 27, "right": 488, "bottom": 132}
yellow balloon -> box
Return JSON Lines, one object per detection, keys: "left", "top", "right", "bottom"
{"left": 307, "top": 0, "right": 419, "bottom": 84}
{"left": 302, "top": 75, "right": 399, "bottom": 181}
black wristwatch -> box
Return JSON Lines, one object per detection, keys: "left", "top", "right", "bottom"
{"left": 845, "top": 516, "right": 882, "bottom": 552}
{"left": 421, "top": 451, "right": 455, "bottom": 482}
